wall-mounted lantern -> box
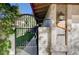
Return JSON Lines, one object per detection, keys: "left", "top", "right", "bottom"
{"left": 58, "top": 11, "right": 65, "bottom": 21}
{"left": 56, "top": 11, "right": 66, "bottom": 30}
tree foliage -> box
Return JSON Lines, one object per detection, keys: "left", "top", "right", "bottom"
{"left": 0, "top": 3, "right": 19, "bottom": 55}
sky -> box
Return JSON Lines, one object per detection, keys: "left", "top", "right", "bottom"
{"left": 10, "top": 3, "right": 33, "bottom": 14}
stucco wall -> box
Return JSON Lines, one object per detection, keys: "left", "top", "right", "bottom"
{"left": 38, "top": 4, "right": 79, "bottom": 55}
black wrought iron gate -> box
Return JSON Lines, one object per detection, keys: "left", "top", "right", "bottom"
{"left": 15, "top": 14, "right": 38, "bottom": 55}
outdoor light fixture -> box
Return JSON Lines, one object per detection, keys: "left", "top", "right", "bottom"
{"left": 58, "top": 12, "right": 65, "bottom": 21}
{"left": 57, "top": 11, "right": 66, "bottom": 30}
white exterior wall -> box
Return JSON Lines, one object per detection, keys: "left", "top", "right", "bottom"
{"left": 38, "top": 4, "right": 79, "bottom": 55}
